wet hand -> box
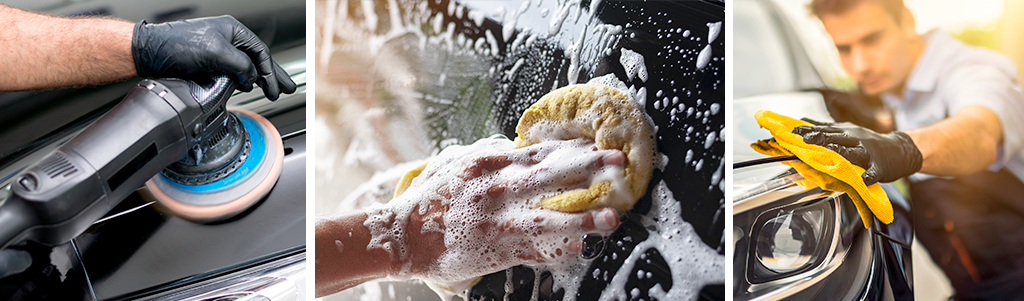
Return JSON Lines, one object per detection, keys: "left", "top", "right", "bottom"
{"left": 383, "top": 138, "right": 624, "bottom": 281}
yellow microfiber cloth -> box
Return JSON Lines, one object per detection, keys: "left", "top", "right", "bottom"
{"left": 751, "top": 110, "right": 892, "bottom": 228}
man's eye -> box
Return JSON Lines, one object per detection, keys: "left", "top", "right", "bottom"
{"left": 836, "top": 45, "right": 851, "bottom": 54}
{"left": 862, "top": 32, "right": 882, "bottom": 46}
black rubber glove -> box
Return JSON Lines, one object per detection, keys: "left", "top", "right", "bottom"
{"left": 793, "top": 118, "right": 923, "bottom": 185}
{"left": 131, "top": 16, "right": 297, "bottom": 101}
{"left": 811, "top": 88, "right": 890, "bottom": 133}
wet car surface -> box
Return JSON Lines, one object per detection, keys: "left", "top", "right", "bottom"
{"left": 317, "top": 0, "right": 724, "bottom": 300}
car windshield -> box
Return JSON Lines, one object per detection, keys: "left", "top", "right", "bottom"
{"left": 734, "top": 0, "right": 798, "bottom": 99}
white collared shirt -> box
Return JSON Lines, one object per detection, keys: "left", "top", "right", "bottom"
{"left": 880, "top": 30, "right": 1024, "bottom": 183}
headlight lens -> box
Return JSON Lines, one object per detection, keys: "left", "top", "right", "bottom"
{"left": 740, "top": 195, "right": 837, "bottom": 283}
{"left": 754, "top": 208, "right": 824, "bottom": 271}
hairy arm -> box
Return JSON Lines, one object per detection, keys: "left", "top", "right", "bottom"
{"left": 905, "top": 105, "right": 1003, "bottom": 176}
{"left": 0, "top": 5, "right": 135, "bottom": 91}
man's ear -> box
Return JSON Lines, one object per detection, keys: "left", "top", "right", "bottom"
{"left": 899, "top": 7, "right": 916, "bottom": 37}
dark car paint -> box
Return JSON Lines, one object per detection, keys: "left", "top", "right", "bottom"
{"left": 444, "top": 0, "right": 727, "bottom": 300}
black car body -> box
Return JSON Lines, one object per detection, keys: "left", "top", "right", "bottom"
{"left": 0, "top": 1, "right": 306, "bottom": 299}
{"left": 732, "top": 0, "right": 913, "bottom": 300}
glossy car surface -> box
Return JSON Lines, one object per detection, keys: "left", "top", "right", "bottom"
{"left": 0, "top": 0, "right": 305, "bottom": 300}
{"left": 732, "top": 0, "right": 912, "bottom": 300}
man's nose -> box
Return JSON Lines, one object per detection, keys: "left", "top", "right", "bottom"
{"left": 849, "top": 46, "right": 869, "bottom": 76}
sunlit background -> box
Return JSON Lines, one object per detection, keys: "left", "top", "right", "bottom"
{"left": 776, "top": 0, "right": 1023, "bottom": 83}
{"left": 771, "top": 0, "right": 1017, "bottom": 299}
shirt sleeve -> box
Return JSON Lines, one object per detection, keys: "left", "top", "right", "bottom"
{"left": 944, "top": 63, "right": 1024, "bottom": 172}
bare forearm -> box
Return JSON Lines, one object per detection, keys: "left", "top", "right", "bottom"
{"left": 906, "top": 105, "right": 1002, "bottom": 176}
{"left": 314, "top": 211, "right": 398, "bottom": 297}
{"left": 0, "top": 5, "right": 135, "bottom": 91}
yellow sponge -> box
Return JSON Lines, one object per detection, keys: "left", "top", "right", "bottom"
{"left": 394, "top": 160, "right": 428, "bottom": 197}
{"left": 395, "top": 84, "right": 654, "bottom": 214}
{"left": 514, "top": 83, "right": 655, "bottom": 213}
{"left": 751, "top": 110, "right": 892, "bottom": 228}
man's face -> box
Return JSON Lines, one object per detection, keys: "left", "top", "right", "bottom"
{"left": 819, "top": 1, "right": 916, "bottom": 95}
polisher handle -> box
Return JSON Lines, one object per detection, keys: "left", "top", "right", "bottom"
{"left": 0, "top": 76, "right": 235, "bottom": 250}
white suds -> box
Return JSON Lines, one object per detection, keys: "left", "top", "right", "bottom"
{"left": 371, "top": 135, "right": 630, "bottom": 298}
{"left": 506, "top": 58, "right": 526, "bottom": 80}
{"left": 619, "top": 49, "right": 648, "bottom": 83}
{"left": 468, "top": 10, "right": 486, "bottom": 27}
{"left": 696, "top": 21, "right": 722, "bottom": 71}
{"left": 566, "top": 26, "right": 587, "bottom": 85}
{"left": 696, "top": 44, "right": 712, "bottom": 70}
{"left": 596, "top": 181, "right": 724, "bottom": 301}
{"left": 549, "top": 0, "right": 579, "bottom": 36}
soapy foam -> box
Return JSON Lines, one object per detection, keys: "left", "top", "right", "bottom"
{"left": 327, "top": 1, "right": 724, "bottom": 299}
{"left": 566, "top": 26, "right": 587, "bottom": 85}
{"left": 619, "top": 49, "right": 648, "bottom": 83}
{"left": 509, "top": 28, "right": 533, "bottom": 53}
{"left": 548, "top": 0, "right": 579, "bottom": 36}
{"left": 695, "top": 21, "right": 722, "bottom": 71}
{"left": 596, "top": 181, "right": 724, "bottom": 301}
{"left": 366, "top": 135, "right": 629, "bottom": 298}
{"left": 696, "top": 44, "right": 712, "bottom": 70}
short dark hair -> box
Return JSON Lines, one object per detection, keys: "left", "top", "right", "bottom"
{"left": 809, "top": 0, "right": 904, "bottom": 23}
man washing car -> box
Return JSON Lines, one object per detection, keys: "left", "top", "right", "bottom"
{"left": 795, "top": 0, "right": 1024, "bottom": 298}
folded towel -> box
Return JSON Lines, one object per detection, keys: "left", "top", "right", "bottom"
{"left": 751, "top": 110, "right": 892, "bottom": 228}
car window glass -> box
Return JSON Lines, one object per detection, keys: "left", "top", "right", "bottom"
{"left": 735, "top": 0, "right": 798, "bottom": 98}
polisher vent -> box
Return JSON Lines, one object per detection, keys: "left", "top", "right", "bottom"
{"left": 40, "top": 153, "right": 77, "bottom": 179}
{"left": 205, "top": 106, "right": 225, "bottom": 128}
{"left": 203, "top": 126, "right": 230, "bottom": 149}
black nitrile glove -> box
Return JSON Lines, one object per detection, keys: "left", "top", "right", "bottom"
{"left": 793, "top": 118, "right": 923, "bottom": 185}
{"left": 131, "top": 16, "right": 297, "bottom": 101}
{"left": 812, "top": 88, "right": 890, "bottom": 133}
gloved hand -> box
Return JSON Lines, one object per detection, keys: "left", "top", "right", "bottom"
{"left": 812, "top": 88, "right": 890, "bottom": 133}
{"left": 792, "top": 118, "right": 923, "bottom": 185}
{"left": 132, "top": 16, "right": 297, "bottom": 101}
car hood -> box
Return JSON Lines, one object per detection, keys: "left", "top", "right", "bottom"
{"left": 732, "top": 91, "right": 831, "bottom": 201}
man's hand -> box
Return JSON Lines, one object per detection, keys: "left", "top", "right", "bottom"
{"left": 813, "top": 88, "right": 893, "bottom": 133}
{"left": 315, "top": 138, "right": 625, "bottom": 297}
{"left": 399, "top": 138, "right": 623, "bottom": 280}
{"left": 132, "top": 16, "right": 297, "bottom": 100}
{"left": 793, "top": 119, "right": 923, "bottom": 185}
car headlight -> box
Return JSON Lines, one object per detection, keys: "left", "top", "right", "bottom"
{"left": 744, "top": 196, "right": 834, "bottom": 283}
{"left": 733, "top": 171, "right": 867, "bottom": 300}
{"left": 753, "top": 201, "right": 829, "bottom": 275}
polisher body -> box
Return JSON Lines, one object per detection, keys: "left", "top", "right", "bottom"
{"left": 0, "top": 77, "right": 238, "bottom": 250}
